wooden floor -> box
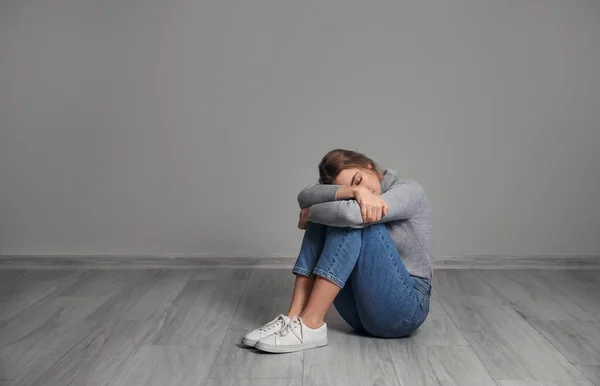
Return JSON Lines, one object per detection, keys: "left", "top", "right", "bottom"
{"left": 0, "top": 268, "right": 599, "bottom": 385}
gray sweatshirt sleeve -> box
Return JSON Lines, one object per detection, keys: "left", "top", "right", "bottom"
{"left": 307, "top": 180, "right": 425, "bottom": 228}
{"left": 297, "top": 184, "right": 343, "bottom": 208}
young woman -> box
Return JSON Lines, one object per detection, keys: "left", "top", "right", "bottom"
{"left": 242, "top": 149, "right": 434, "bottom": 353}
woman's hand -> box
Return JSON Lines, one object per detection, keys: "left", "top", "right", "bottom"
{"left": 298, "top": 207, "right": 310, "bottom": 230}
{"left": 354, "top": 186, "right": 388, "bottom": 223}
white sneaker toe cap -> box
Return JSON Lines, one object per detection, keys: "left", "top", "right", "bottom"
{"left": 256, "top": 334, "right": 277, "bottom": 346}
{"left": 242, "top": 330, "right": 265, "bottom": 346}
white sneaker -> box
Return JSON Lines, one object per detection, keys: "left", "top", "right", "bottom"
{"left": 241, "top": 314, "right": 291, "bottom": 347}
{"left": 254, "top": 316, "right": 327, "bottom": 353}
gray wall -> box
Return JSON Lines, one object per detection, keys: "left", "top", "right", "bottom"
{"left": 1, "top": 0, "right": 599, "bottom": 258}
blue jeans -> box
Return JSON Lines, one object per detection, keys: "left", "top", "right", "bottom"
{"left": 293, "top": 222, "right": 431, "bottom": 338}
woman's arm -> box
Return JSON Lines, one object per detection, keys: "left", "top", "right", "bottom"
{"left": 307, "top": 179, "right": 425, "bottom": 228}
{"left": 297, "top": 184, "right": 358, "bottom": 208}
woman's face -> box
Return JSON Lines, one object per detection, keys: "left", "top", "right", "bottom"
{"left": 333, "top": 165, "right": 383, "bottom": 195}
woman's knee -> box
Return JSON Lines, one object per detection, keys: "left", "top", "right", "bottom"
{"left": 360, "top": 223, "right": 387, "bottom": 235}
{"left": 324, "top": 224, "right": 362, "bottom": 241}
{"left": 360, "top": 223, "right": 395, "bottom": 248}
{"left": 305, "top": 222, "right": 328, "bottom": 234}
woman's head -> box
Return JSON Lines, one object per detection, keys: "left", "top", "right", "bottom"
{"left": 318, "top": 149, "right": 385, "bottom": 195}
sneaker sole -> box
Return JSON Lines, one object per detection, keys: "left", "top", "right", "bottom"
{"left": 241, "top": 337, "right": 258, "bottom": 347}
{"left": 254, "top": 339, "right": 328, "bottom": 353}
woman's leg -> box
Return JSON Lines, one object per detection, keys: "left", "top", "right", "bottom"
{"left": 291, "top": 222, "right": 364, "bottom": 329}
{"left": 291, "top": 222, "right": 328, "bottom": 278}
{"left": 350, "top": 224, "right": 431, "bottom": 337}
{"left": 243, "top": 223, "right": 351, "bottom": 349}
{"left": 296, "top": 226, "right": 364, "bottom": 328}
{"left": 288, "top": 223, "right": 328, "bottom": 318}
{"left": 296, "top": 223, "right": 430, "bottom": 337}
{"left": 288, "top": 276, "right": 314, "bottom": 318}
{"left": 255, "top": 224, "right": 428, "bottom": 352}
{"left": 331, "top": 278, "right": 364, "bottom": 331}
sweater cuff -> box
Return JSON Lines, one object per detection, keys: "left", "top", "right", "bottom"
{"left": 298, "top": 184, "right": 342, "bottom": 208}
{"left": 318, "top": 185, "right": 341, "bottom": 202}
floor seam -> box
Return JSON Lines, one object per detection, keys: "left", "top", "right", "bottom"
{"left": 202, "top": 269, "right": 252, "bottom": 385}
{"left": 435, "top": 293, "right": 498, "bottom": 385}
{"left": 520, "top": 314, "right": 596, "bottom": 384}
{"left": 385, "top": 341, "right": 403, "bottom": 386}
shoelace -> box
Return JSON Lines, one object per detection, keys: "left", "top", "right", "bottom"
{"left": 259, "top": 314, "right": 288, "bottom": 332}
{"left": 275, "top": 317, "right": 303, "bottom": 342}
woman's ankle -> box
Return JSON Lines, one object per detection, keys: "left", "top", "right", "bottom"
{"left": 288, "top": 304, "right": 306, "bottom": 319}
{"left": 300, "top": 314, "right": 325, "bottom": 329}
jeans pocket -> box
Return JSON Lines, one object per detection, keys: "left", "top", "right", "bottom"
{"left": 412, "top": 276, "right": 431, "bottom": 297}
{"left": 416, "top": 295, "right": 430, "bottom": 324}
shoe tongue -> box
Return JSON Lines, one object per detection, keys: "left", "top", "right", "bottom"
{"left": 291, "top": 318, "right": 302, "bottom": 331}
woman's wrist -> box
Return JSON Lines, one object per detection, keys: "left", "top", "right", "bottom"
{"left": 335, "top": 185, "right": 360, "bottom": 200}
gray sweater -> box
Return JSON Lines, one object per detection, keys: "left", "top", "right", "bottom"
{"left": 297, "top": 168, "right": 434, "bottom": 281}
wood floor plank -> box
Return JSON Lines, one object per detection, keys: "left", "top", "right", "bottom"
{"left": 530, "top": 321, "right": 600, "bottom": 366}
{"left": 1, "top": 267, "right": 598, "bottom": 385}
{"left": 0, "top": 319, "right": 95, "bottom": 384}
{"left": 244, "top": 270, "right": 295, "bottom": 296}
{"left": 475, "top": 270, "right": 597, "bottom": 321}
{"left": 435, "top": 271, "right": 589, "bottom": 382}
{"left": 150, "top": 279, "right": 246, "bottom": 346}
{"left": 533, "top": 271, "right": 600, "bottom": 319}
{"left": 0, "top": 270, "right": 28, "bottom": 292}
{"left": 432, "top": 270, "right": 508, "bottom": 310}
{"left": 0, "top": 270, "right": 87, "bottom": 323}
{"left": 107, "top": 345, "right": 219, "bottom": 386}
{"left": 205, "top": 380, "right": 302, "bottom": 386}
{"left": 428, "top": 295, "right": 446, "bottom": 315}
{"left": 191, "top": 268, "right": 252, "bottom": 281}
{"left": 0, "top": 295, "right": 111, "bottom": 348}
{"left": 21, "top": 319, "right": 160, "bottom": 386}
{"left": 387, "top": 345, "right": 496, "bottom": 386}
{"left": 230, "top": 295, "right": 291, "bottom": 332}
{"left": 208, "top": 330, "right": 303, "bottom": 380}
{"left": 572, "top": 271, "right": 600, "bottom": 290}
{"left": 303, "top": 324, "right": 398, "bottom": 386}
{"left": 451, "top": 304, "right": 587, "bottom": 381}
{"left": 576, "top": 365, "right": 600, "bottom": 385}
{"left": 19, "top": 269, "right": 87, "bottom": 282}
{"left": 0, "top": 295, "right": 109, "bottom": 381}
{"left": 86, "top": 270, "right": 192, "bottom": 322}
{"left": 496, "top": 381, "right": 594, "bottom": 386}
{"left": 0, "top": 282, "right": 58, "bottom": 324}
{"left": 229, "top": 270, "right": 294, "bottom": 332}
{"left": 58, "top": 270, "right": 149, "bottom": 297}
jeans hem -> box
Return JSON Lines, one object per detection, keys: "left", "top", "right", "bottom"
{"left": 292, "top": 267, "right": 313, "bottom": 277}
{"left": 313, "top": 268, "right": 346, "bottom": 288}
